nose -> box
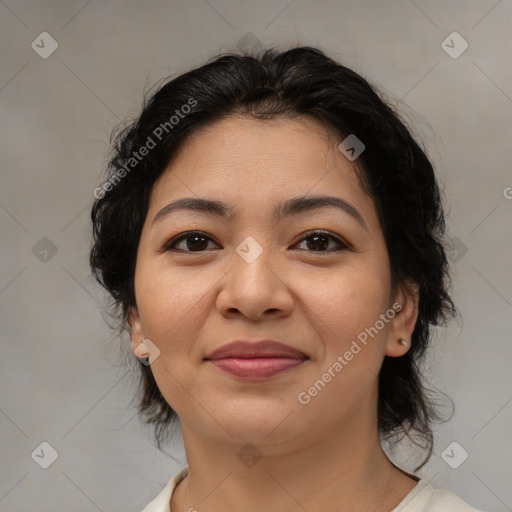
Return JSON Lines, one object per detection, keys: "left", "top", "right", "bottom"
{"left": 216, "top": 243, "right": 294, "bottom": 321}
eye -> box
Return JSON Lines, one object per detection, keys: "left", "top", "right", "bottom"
{"left": 162, "top": 231, "right": 221, "bottom": 253}
{"left": 162, "top": 230, "right": 348, "bottom": 254}
{"left": 293, "top": 231, "right": 348, "bottom": 253}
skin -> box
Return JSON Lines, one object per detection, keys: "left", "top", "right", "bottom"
{"left": 128, "top": 114, "right": 420, "bottom": 512}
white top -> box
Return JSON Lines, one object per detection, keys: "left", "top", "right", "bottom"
{"left": 140, "top": 466, "right": 483, "bottom": 512}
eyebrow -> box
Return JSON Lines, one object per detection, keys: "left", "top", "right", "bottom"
{"left": 152, "top": 195, "right": 367, "bottom": 230}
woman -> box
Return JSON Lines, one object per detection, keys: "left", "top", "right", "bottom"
{"left": 90, "top": 46, "right": 482, "bottom": 511}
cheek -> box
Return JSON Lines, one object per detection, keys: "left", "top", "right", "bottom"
{"left": 134, "top": 264, "right": 215, "bottom": 416}
{"left": 135, "top": 259, "right": 219, "bottom": 335}
{"left": 292, "top": 268, "right": 390, "bottom": 418}
{"left": 133, "top": 280, "right": 206, "bottom": 407}
{"left": 300, "top": 262, "right": 390, "bottom": 342}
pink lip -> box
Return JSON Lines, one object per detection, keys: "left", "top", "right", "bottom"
{"left": 204, "top": 340, "right": 308, "bottom": 381}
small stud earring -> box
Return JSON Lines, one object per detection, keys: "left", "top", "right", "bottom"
{"left": 398, "top": 338, "right": 407, "bottom": 346}
{"left": 134, "top": 339, "right": 150, "bottom": 363}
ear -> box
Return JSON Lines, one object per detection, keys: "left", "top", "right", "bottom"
{"left": 385, "top": 280, "right": 420, "bottom": 357}
{"left": 128, "top": 306, "right": 145, "bottom": 353}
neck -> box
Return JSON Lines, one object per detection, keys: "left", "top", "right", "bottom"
{"left": 171, "top": 420, "right": 418, "bottom": 512}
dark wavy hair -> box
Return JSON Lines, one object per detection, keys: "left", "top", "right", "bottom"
{"left": 90, "top": 46, "right": 456, "bottom": 471}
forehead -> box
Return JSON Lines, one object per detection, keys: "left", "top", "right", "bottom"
{"left": 148, "top": 115, "right": 376, "bottom": 228}
{"left": 166, "top": 114, "right": 344, "bottom": 179}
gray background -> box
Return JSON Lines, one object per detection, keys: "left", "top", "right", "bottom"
{"left": 1, "top": 1, "right": 511, "bottom": 511}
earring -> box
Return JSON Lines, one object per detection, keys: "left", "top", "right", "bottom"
{"left": 134, "top": 339, "right": 150, "bottom": 364}
{"left": 398, "top": 338, "right": 407, "bottom": 346}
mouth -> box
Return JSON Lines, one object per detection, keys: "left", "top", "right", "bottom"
{"left": 204, "top": 340, "right": 309, "bottom": 381}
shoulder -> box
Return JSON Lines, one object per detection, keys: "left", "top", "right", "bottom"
{"left": 394, "top": 479, "right": 483, "bottom": 512}
{"left": 140, "top": 466, "right": 189, "bottom": 512}
{"left": 424, "top": 484, "right": 483, "bottom": 512}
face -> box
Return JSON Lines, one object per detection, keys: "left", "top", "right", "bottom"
{"left": 129, "top": 115, "right": 418, "bottom": 453}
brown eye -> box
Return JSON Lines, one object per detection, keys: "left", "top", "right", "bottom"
{"left": 162, "top": 230, "right": 347, "bottom": 254}
{"left": 163, "top": 231, "right": 220, "bottom": 252}
{"left": 294, "top": 231, "right": 347, "bottom": 252}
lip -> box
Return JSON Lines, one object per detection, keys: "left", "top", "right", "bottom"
{"left": 205, "top": 340, "right": 308, "bottom": 360}
{"left": 204, "top": 340, "right": 309, "bottom": 381}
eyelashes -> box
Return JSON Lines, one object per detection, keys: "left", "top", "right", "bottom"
{"left": 162, "top": 231, "right": 219, "bottom": 253}
{"left": 161, "top": 230, "right": 349, "bottom": 254}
